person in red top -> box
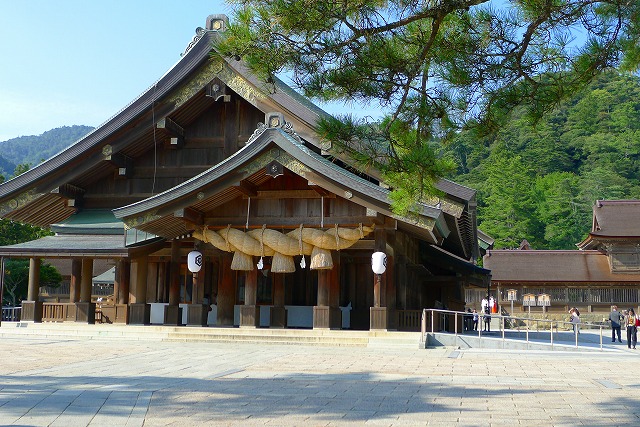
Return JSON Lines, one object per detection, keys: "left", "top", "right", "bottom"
{"left": 625, "top": 308, "right": 637, "bottom": 349}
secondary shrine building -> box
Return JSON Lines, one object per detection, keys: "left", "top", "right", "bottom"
{"left": 481, "top": 200, "right": 640, "bottom": 316}
{"left": 0, "top": 15, "right": 489, "bottom": 331}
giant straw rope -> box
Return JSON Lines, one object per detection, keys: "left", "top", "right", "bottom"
{"left": 192, "top": 224, "right": 374, "bottom": 271}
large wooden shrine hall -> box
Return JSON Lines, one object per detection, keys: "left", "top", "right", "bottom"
{"left": 0, "top": 14, "right": 489, "bottom": 331}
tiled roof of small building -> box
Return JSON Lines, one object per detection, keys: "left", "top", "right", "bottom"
{"left": 483, "top": 249, "right": 640, "bottom": 283}
{"left": 591, "top": 200, "right": 640, "bottom": 237}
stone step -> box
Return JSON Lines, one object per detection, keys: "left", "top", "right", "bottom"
{"left": 0, "top": 322, "right": 421, "bottom": 348}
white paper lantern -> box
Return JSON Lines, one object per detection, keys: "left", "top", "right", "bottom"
{"left": 187, "top": 250, "right": 203, "bottom": 273}
{"left": 371, "top": 251, "right": 387, "bottom": 275}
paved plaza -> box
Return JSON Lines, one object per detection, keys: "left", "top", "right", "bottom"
{"left": 0, "top": 334, "right": 638, "bottom": 426}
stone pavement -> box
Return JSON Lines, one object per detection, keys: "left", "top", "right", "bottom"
{"left": 0, "top": 335, "right": 639, "bottom": 426}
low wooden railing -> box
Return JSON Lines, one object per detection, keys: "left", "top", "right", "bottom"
{"left": 397, "top": 309, "right": 422, "bottom": 331}
{"left": 42, "top": 303, "right": 76, "bottom": 322}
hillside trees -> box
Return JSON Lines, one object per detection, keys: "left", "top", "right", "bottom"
{"left": 219, "top": 0, "right": 640, "bottom": 213}
{"left": 447, "top": 72, "right": 640, "bottom": 249}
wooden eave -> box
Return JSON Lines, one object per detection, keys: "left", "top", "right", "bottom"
{"left": 113, "top": 125, "right": 447, "bottom": 245}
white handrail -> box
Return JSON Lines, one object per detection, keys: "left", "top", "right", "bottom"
{"left": 421, "top": 308, "right": 607, "bottom": 350}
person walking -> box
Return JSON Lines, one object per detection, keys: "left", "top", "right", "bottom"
{"left": 609, "top": 305, "right": 623, "bottom": 343}
{"left": 483, "top": 307, "right": 491, "bottom": 332}
{"left": 472, "top": 309, "right": 479, "bottom": 331}
{"left": 569, "top": 308, "right": 580, "bottom": 335}
{"left": 625, "top": 308, "right": 637, "bottom": 349}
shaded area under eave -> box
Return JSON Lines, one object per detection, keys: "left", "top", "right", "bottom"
{"left": 421, "top": 243, "right": 490, "bottom": 287}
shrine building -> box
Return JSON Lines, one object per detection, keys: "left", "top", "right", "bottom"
{"left": 0, "top": 15, "right": 489, "bottom": 331}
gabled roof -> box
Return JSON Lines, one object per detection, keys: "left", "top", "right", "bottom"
{"left": 577, "top": 200, "right": 640, "bottom": 249}
{"left": 113, "top": 118, "right": 447, "bottom": 245}
{"left": 0, "top": 18, "right": 331, "bottom": 223}
{"left": 483, "top": 249, "right": 640, "bottom": 283}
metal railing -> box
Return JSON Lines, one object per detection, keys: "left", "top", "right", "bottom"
{"left": 420, "top": 308, "right": 609, "bottom": 350}
{"left": 2, "top": 306, "right": 21, "bottom": 322}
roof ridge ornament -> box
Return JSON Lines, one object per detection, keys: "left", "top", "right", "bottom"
{"left": 246, "top": 112, "right": 302, "bottom": 146}
{"left": 182, "top": 27, "right": 209, "bottom": 57}
{"left": 182, "top": 15, "right": 228, "bottom": 56}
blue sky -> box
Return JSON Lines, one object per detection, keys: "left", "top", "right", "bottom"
{"left": 0, "top": 0, "right": 379, "bottom": 143}
{"left": 0, "top": 1, "right": 235, "bottom": 141}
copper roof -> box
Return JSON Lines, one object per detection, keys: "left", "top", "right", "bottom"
{"left": 591, "top": 200, "right": 640, "bottom": 237}
{"left": 483, "top": 249, "right": 640, "bottom": 283}
{"left": 0, "top": 234, "right": 164, "bottom": 259}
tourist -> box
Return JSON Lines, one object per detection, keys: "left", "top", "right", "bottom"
{"left": 569, "top": 308, "right": 580, "bottom": 335}
{"left": 483, "top": 307, "right": 491, "bottom": 332}
{"left": 472, "top": 309, "right": 479, "bottom": 331}
{"left": 464, "top": 308, "right": 473, "bottom": 331}
{"left": 625, "top": 308, "right": 637, "bottom": 349}
{"left": 609, "top": 305, "right": 623, "bottom": 343}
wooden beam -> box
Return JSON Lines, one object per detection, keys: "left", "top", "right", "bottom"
{"left": 50, "top": 184, "right": 85, "bottom": 208}
{"left": 310, "top": 185, "right": 333, "bottom": 197}
{"left": 234, "top": 180, "right": 258, "bottom": 197}
{"left": 102, "top": 152, "right": 133, "bottom": 178}
{"left": 240, "top": 190, "right": 336, "bottom": 200}
{"left": 157, "top": 117, "right": 185, "bottom": 149}
{"left": 156, "top": 117, "right": 185, "bottom": 137}
{"left": 174, "top": 207, "right": 204, "bottom": 226}
{"left": 203, "top": 215, "right": 383, "bottom": 229}
{"left": 50, "top": 183, "right": 85, "bottom": 198}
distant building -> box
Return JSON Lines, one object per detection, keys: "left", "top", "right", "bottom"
{"left": 481, "top": 200, "right": 640, "bottom": 314}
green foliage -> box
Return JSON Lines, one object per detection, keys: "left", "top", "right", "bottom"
{"left": 446, "top": 71, "right": 640, "bottom": 249}
{"left": 0, "top": 125, "right": 93, "bottom": 180}
{"left": 2, "top": 259, "right": 62, "bottom": 307}
{"left": 219, "top": 0, "right": 639, "bottom": 213}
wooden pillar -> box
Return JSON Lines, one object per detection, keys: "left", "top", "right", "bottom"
{"left": 74, "top": 258, "right": 95, "bottom": 324}
{"left": 27, "top": 257, "right": 41, "bottom": 301}
{"left": 109, "top": 258, "right": 128, "bottom": 323}
{"left": 314, "top": 251, "right": 341, "bottom": 329}
{"left": 217, "top": 253, "right": 234, "bottom": 326}
{"left": 328, "top": 251, "right": 341, "bottom": 329}
{"left": 79, "top": 258, "right": 93, "bottom": 302}
{"left": 21, "top": 257, "right": 43, "bottom": 322}
{"left": 156, "top": 262, "right": 166, "bottom": 302}
{"left": 129, "top": 257, "right": 149, "bottom": 325}
{"left": 147, "top": 261, "right": 158, "bottom": 303}
{"left": 371, "top": 228, "right": 387, "bottom": 330}
{"left": 117, "top": 259, "right": 130, "bottom": 305}
{"left": 113, "top": 259, "right": 120, "bottom": 304}
{"left": 69, "top": 258, "right": 81, "bottom": 303}
{"left": 132, "top": 257, "right": 148, "bottom": 303}
{"left": 317, "top": 270, "right": 329, "bottom": 306}
{"left": 270, "top": 273, "right": 286, "bottom": 327}
{"left": 168, "top": 239, "right": 181, "bottom": 306}
{"left": 386, "top": 254, "right": 397, "bottom": 330}
{"left": 397, "top": 255, "right": 408, "bottom": 309}
{"left": 240, "top": 267, "right": 259, "bottom": 327}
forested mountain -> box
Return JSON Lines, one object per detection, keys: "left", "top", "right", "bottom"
{"left": 0, "top": 154, "right": 15, "bottom": 179}
{"left": 0, "top": 125, "right": 93, "bottom": 179}
{"left": 445, "top": 72, "right": 640, "bottom": 250}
